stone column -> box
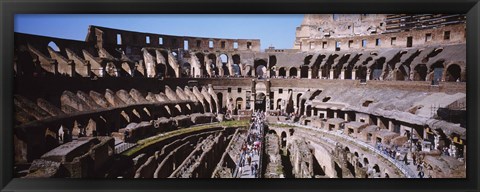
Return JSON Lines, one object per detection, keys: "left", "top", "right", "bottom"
{"left": 318, "top": 69, "right": 322, "bottom": 79}
{"left": 352, "top": 70, "right": 356, "bottom": 80}
{"left": 286, "top": 69, "right": 290, "bottom": 77}
{"left": 334, "top": 111, "right": 337, "bottom": 118}
{"left": 266, "top": 79, "right": 271, "bottom": 111}
{"left": 344, "top": 113, "right": 349, "bottom": 121}
{"left": 85, "top": 60, "right": 92, "bottom": 77}
{"left": 340, "top": 69, "right": 345, "bottom": 80}
{"left": 308, "top": 68, "right": 312, "bottom": 79}
{"left": 329, "top": 69, "right": 334, "bottom": 79}
{"left": 251, "top": 79, "right": 256, "bottom": 111}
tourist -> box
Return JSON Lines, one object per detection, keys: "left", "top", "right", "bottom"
{"left": 412, "top": 152, "right": 417, "bottom": 165}
{"left": 418, "top": 170, "right": 425, "bottom": 178}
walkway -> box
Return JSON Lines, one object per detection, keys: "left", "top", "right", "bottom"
{"left": 235, "top": 111, "right": 265, "bottom": 178}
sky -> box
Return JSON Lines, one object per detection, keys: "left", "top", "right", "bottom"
{"left": 14, "top": 14, "right": 304, "bottom": 50}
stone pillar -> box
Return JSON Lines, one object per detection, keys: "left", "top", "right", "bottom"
{"left": 366, "top": 70, "right": 371, "bottom": 81}
{"left": 340, "top": 69, "right": 345, "bottom": 80}
{"left": 68, "top": 60, "right": 75, "bottom": 77}
{"left": 85, "top": 60, "right": 92, "bottom": 77}
{"left": 388, "top": 121, "right": 394, "bottom": 132}
{"left": 266, "top": 79, "right": 271, "bottom": 111}
{"left": 297, "top": 69, "right": 301, "bottom": 78}
{"left": 352, "top": 70, "right": 356, "bottom": 80}
{"left": 318, "top": 70, "right": 322, "bottom": 79}
{"left": 334, "top": 111, "right": 338, "bottom": 118}
{"left": 308, "top": 68, "right": 312, "bottom": 79}
{"left": 329, "top": 69, "right": 334, "bottom": 79}
{"left": 377, "top": 118, "right": 383, "bottom": 129}
{"left": 251, "top": 79, "right": 256, "bottom": 111}
{"left": 286, "top": 69, "right": 290, "bottom": 77}
{"left": 344, "top": 113, "right": 349, "bottom": 121}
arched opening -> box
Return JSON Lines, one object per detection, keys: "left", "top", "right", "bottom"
{"left": 219, "top": 54, "right": 229, "bottom": 76}
{"left": 219, "top": 54, "right": 228, "bottom": 64}
{"left": 304, "top": 55, "right": 313, "bottom": 65}
{"left": 395, "top": 65, "right": 409, "bottom": 81}
{"left": 217, "top": 93, "right": 223, "bottom": 113}
{"left": 278, "top": 67, "right": 286, "bottom": 77}
{"left": 296, "top": 93, "right": 302, "bottom": 111}
{"left": 232, "top": 54, "right": 241, "bottom": 65}
{"left": 235, "top": 97, "right": 243, "bottom": 111}
{"left": 276, "top": 99, "right": 282, "bottom": 110}
{"left": 363, "top": 158, "right": 369, "bottom": 165}
{"left": 48, "top": 41, "right": 60, "bottom": 52}
{"left": 430, "top": 60, "right": 445, "bottom": 82}
{"left": 356, "top": 66, "right": 367, "bottom": 80}
{"left": 370, "top": 57, "right": 385, "bottom": 80}
{"left": 445, "top": 64, "right": 461, "bottom": 82}
{"left": 256, "top": 65, "right": 267, "bottom": 78}
{"left": 344, "top": 54, "right": 360, "bottom": 80}
{"left": 160, "top": 50, "right": 175, "bottom": 78}
{"left": 289, "top": 67, "right": 298, "bottom": 78}
{"left": 207, "top": 53, "right": 218, "bottom": 76}
{"left": 333, "top": 54, "right": 351, "bottom": 79}
{"left": 255, "top": 92, "right": 267, "bottom": 112}
{"left": 413, "top": 64, "right": 428, "bottom": 81}
{"left": 300, "top": 65, "right": 309, "bottom": 78}
{"left": 182, "top": 62, "right": 191, "bottom": 77}
{"left": 269, "top": 55, "right": 277, "bottom": 77}
{"left": 311, "top": 55, "right": 325, "bottom": 79}
{"left": 155, "top": 63, "right": 166, "bottom": 78}
{"left": 254, "top": 59, "right": 268, "bottom": 78}
{"left": 195, "top": 52, "right": 206, "bottom": 77}
{"left": 373, "top": 164, "right": 380, "bottom": 174}
{"left": 322, "top": 54, "right": 338, "bottom": 79}
{"left": 281, "top": 131, "right": 287, "bottom": 148}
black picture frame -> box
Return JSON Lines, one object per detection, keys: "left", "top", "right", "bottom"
{"left": 1, "top": 0, "right": 479, "bottom": 191}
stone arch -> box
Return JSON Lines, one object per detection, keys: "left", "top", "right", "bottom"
{"left": 276, "top": 98, "right": 282, "bottom": 110}
{"left": 369, "top": 57, "right": 385, "bottom": 80}
{"left": 269, "top": 55, "right": 277, "bottom": 77}
{"left": 182, "top": 62, "right": 191, "bottom": 77}
{"left": 255, "top": 62, "right": 267, "bottom": 78}
{"left": 355, "top": 66, "right": 367, "bottom": 80}
{"left": 281, "top": 131, "right": 287, "bottom": 148}
{"left": 207, "top": 53, "right": 218, "bottom": 76}
{"left": 278, "top": 67, "right": 287, "bottom": 77}
{"left": 235, "top": 97, "right": 243, "bottom": 111}
{"left": 195, "top": 52, "right": 206, "bottom": 77}
{"left": 300, "top": 65, "right": 309, "bottom": 78}
{"left": 219, "top": 53, "right": 229, "bottom": 76}
{"left": 296, "top": 93, "right": 303, "bottom": 111}
{"left": 428, "top": 60, "right": 445, "bottom": 82}
{"left": 445, "top": 64, "right": 461, "bottom": 82}
{"left": 413, "top": 64, "right": 428, "bottom": 81}
{"left": 395, "top": 64, "right": 409, "bottom": 81}
{"left": 289, "top": 67, "right": 298, "bottom": 78}
{"left": 311, "top": 55, "right": 325, "bottom": 79}
{"left": 48, "top": 41, "right": 60, "bottom": 52}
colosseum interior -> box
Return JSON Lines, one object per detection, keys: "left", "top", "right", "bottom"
{"left": 13, "top": 14, "right": 466, "bottom": 179}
